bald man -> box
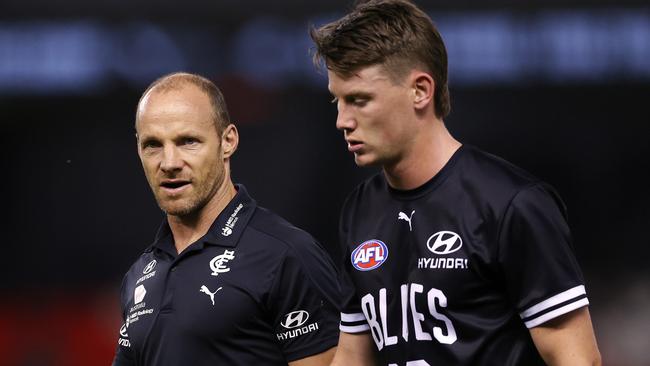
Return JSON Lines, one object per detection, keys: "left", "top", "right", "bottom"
{"left": 112, "top": 72, "right": 339, "bottom": 366}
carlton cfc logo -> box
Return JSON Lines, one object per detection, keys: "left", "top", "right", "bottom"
{"left": 351, "top": 240, "right": 388, "bottom": 271}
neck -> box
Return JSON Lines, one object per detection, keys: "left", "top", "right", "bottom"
{"left": 383, "top": 118, "right": 461, "bottom": 190}
{"left": 167, "top": 179, "right": 237, "bottom": 254}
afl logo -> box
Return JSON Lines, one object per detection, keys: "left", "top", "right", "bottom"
{"left": 351, "top": 240, "right": 388, "bottom": 271}
{"left": 281, "top": 310, "right": 310, "bottom": 329}
{"left": 427, "top": 231, "right": 463, "bottom": 255}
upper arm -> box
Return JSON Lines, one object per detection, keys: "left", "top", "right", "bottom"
{"left": 267, "top": 242, "right": 340, "bottom": 362}
{"left": 498, "top": 185, "right": 600, "bottom": 364}
{"left": 331, "top": 332, "right": 376, "bottom": 366}
{"left": 529, "top": 307, "right": 601, "bottom": 366}
{"left": 288, "top": 347, "right": 337, "bottom": 366}
{"left": 498, "top": 184, "right": 590, "bottom": 325}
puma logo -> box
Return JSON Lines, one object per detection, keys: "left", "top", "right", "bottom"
{"left": 398, "top": 210, "right": 415, "bottom": 231}
{"left": 199, "top": 285, "right": 222, "bottom": 306}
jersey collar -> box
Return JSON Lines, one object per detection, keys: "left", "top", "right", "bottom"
{"left": 202, "top": 183, "right": 257, "bottom": 248}
{"left": 149, "top": 184, "right": 257, "bottom": 256}
{"left": 386, "top": 144, "right": 466, "bottom": 200}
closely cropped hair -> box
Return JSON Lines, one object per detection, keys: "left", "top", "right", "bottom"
{"left": 310, "top": 0, "right": 450, "bottom": 118}
{"left": 138, "top": 72, "right": 231, "bottom": 133}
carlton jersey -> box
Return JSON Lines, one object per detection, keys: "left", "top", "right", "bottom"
{"left": 112, "top": 185, "right": 339, "bottom": 366}
{"left": 338, "top": 145, "right": 589, "bottom": 365}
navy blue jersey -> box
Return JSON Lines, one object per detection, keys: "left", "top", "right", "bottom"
{"left": 338, "top": 145, "right": 589, "bottom": 365}
{"left": 112, "top": 185, "right": 339, "bottom": 366}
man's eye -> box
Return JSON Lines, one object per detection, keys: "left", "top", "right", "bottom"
{"left": 182, "top": 138, "right": 199, "bottom": 146}
{"left": 351, "top": 98, "right": 368, "bottom": 107}
{"left": 143, "top": 141, "right": 161, "bottom": 149}
{"left": 343, "top": 95, "right": 368, "bottom": 106}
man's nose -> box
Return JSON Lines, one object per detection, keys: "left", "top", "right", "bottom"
{"left": 335, "top": 105, "right": 356, "bottom": 131}
{"left": 160, "top": 145, "right": 182, "bottom": 173}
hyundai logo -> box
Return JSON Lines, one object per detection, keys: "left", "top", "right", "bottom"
{"left": 143, "top": 260, "right": 157, "bottom": 274}
{"left": 119, "top": 323, "right": 128, "bottom": 338}
{"left": 427, "top": 231, "right": 463, "bottom": 255}
{"left": 281, "top": 310, "right": 310, "bottom": 329}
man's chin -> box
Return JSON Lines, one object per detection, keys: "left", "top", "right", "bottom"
{"left": 354, "top": 153, "right": 379, "bottom": 167}
{"left": 165, "top": 208, "right": 196, "bottom": 217}
{"left": 158, "top": 200, "right": 199, "bottom": 217}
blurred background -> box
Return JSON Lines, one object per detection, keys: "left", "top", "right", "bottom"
{"left": 1, "top": 0, "right": 649, "bottom": 365}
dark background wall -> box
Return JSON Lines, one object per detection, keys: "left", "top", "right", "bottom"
{"left": 1, "top": 1, "right": 649, "bottom": 365}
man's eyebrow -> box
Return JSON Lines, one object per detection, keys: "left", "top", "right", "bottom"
{"left": 342, "top": 91, "right": 373, "bottom": 100}
{"left": 138, "top": 135, "right": 158, "bottom": 144}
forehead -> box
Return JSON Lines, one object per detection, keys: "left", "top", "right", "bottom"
{"left": 136, "top": 86, "right": 215, "bottom": 135}
{"left": 327, "top": 64, "right": 393, "bottom": 94}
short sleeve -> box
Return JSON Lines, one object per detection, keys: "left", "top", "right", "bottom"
{"left": 337, "top": 196, "right": 371, "bottom": 334}
{"left": 112, "top": 274, "right": 136, "bottom": 366}
{"left": 498, "top": 183, "right": 589, "bottom": 328}
{"left": 267, "top": 242, "right": 340, "bottom": 362}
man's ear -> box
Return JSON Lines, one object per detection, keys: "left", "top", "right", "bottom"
{"left": 221, "top": 124, "right": 239, "bottom": 159}
{"left": 411, "top": 72, "right": 435, "bottom": 111}
{"left": 135, "top": 132, "right": 142, "bottom": 158}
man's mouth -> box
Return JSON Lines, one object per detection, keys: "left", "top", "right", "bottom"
{"left": 346, "top": 139, "right": 363, "bottom": 153}
{"left": 160, "top": 180, "right": 191, "bottom": 194}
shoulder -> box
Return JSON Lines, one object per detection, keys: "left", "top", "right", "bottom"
{"left": 458, "top": 146, "right": 569, "bottom": 224}
{"left": 340, "top": 171, "right": 386, "bottom": 217}
{"left": 460, "top": 145, "right": 540, "bottom": 188}
{"left": 246, "top": 206, "right": 333, "bottom": 262}
{"left": 246, "top": 206, "right": 339, "bottom": 297}
{"left": 457, "top": 145, "right": 560, "bottom": 205}
{"left": 122, "top": 250, "right": 156, "bottom": 281}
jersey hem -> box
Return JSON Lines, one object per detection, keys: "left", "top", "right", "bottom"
{"left": 520, "top": 285, "right": 589, "bottom": 328}
{"left": 341, "top": 312, "right": 366, "bottom": 322}
{"left": 524, "top": 298, "right": 589, "bottom": 328}
{"left": 340, "top": 324, "right": 370, "bottom": 333}
{"left": 340, "top": 311, "right": 368, "bottom": 333}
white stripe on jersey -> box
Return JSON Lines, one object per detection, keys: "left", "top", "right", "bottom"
{"left": 524, "top": 298, "right": 589, "bottom": 328}
{"left": 341, "top": 312, "right": 367, "bottom": 322}
{"left": 520, "top": 285, "right": 586, "bottom": 319}
{"left": 340, "top": 323, "right": 371, "bottom": 333}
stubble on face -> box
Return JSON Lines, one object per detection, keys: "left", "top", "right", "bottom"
{"left": 156, "top": 152, "right": 225, "bottom": 218}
